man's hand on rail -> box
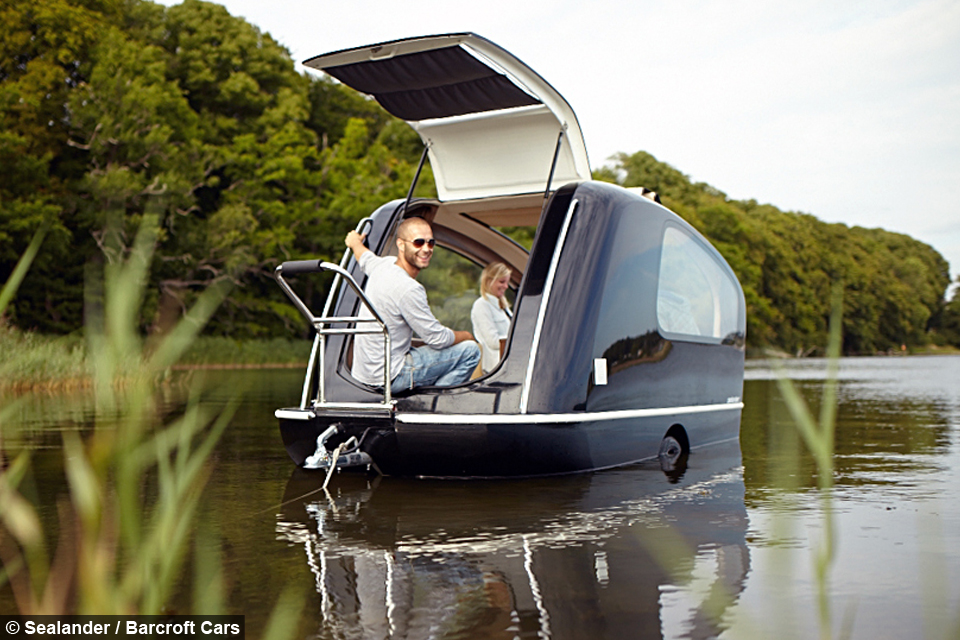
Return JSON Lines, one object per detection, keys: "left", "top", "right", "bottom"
{"left": 345, "top": 230, "right": 369, "bottom": 260}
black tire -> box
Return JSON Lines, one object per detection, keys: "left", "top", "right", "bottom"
{"left": 658, "top": 435, "right": 683, "bottom": 462}
{"left": 658, "top": 433, "right": 688, "bottom": 479}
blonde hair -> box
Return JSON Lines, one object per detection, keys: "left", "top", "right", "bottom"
{"left": 480, "top": 262, "right": 512, "bottom": 310}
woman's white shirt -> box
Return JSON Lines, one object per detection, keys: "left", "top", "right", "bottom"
{"left": 471, "top": 293, "right": 510, "bottom": 373}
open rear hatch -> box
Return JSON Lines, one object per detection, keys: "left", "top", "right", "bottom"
{"left": 304, "top": 33, "right": 591, "bottom": 202}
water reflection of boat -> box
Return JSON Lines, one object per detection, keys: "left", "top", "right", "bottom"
{"left": 274, "top": 33, "right": 746, "bottom": 477}
{"left": 275, "top": 439, "right": 749, "bottom": 639}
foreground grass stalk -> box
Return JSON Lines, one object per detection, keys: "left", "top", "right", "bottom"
{"left": 0, "top": 226, "right": 47, "bottom": 315}
{"left": 2, "top": 212, "right": 303, "bottom": 640}
{"left": 774, "top": 288, "right": 844, "bottom": 640}
{"left": 1, "top": 216, "right": 235, "bottom": 615}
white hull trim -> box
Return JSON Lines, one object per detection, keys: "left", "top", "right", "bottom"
{"left": 396, "top": 402, "right": 743, "bottom": 425}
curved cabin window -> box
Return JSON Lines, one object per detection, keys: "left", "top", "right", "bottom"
{"left": 418, "top": 245, "right": 485, "bottom": 331}
{"left": 658, "top": 226, "right": 740, "bottom": 342}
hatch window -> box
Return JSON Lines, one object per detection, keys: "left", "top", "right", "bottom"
{"left": 657, "top": 226, "right": 740, "bottom": 342}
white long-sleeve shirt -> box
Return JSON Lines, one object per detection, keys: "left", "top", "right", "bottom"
{"left": 351, "top": 252, "right": 454, "bottom": 386}
{"left": 471, "top": 293, "right": 510, "bottom": 373}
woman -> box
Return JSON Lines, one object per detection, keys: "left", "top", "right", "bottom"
{"left": 471, "top": 262, "right": 512, "bottom": 374}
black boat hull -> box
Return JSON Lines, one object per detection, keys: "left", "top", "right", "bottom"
{"left": 278, "top": 403, "right": 742, "bottom": 478}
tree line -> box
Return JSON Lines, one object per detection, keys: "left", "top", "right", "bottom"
{"left": 594, "top": 153, "right": 959, "bottom": 354}
{"left": 2, "top": 0, "right": 958, "bottom": 354}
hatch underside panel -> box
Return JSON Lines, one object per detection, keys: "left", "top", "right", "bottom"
{"left": 322, "top": 44, "right": 540, "bottom": 121}
{"left": 305, "top": 33, "right": 591, "bottom": 202}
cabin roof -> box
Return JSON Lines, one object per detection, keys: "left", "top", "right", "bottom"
{"left": 304, "top": 33, "right": 592, "bottom": 202}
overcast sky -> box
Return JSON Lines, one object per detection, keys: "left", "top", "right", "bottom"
{"left": 158, "top": 0, "right": 960, "bottom": 288}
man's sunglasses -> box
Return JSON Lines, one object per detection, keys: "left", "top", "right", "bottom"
{"left": 403, "top": 237, "right": 436, "bottom": 248}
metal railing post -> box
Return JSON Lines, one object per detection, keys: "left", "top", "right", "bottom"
{"left": 276, "top": 255, "right": 394, "bottom": 412}
{"left": 296, "top": 217, "right": 373, "bottom": 410}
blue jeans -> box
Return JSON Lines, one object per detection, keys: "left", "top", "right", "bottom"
{"left": 390, "top": 341, "right": 481, "bottom": 393}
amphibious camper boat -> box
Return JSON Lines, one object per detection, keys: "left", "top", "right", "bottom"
{"left": 274, "top": 33, "right": 746, "bottom": 478}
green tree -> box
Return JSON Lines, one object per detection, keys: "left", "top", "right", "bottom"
{"left": 0, "top": 0, "right": 122, "bottom": 158}
{"left": 0, "top": 0, "right": 127, "bottom": 331}
{"left": 931, "top": 286, "right": 960, "bottom": 347}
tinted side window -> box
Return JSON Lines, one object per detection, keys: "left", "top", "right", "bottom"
{"left": 418, "top": 245, "right": 484, "bottom": 332}
{"left": 590, "top": 208, "right": 661, "bottom": 363}
{"left": 657, "top": 226, "right": 740, "bottom": 342}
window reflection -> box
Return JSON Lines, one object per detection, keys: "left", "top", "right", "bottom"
{"left": 658, "top": 226, "right": 741, "bottom": 342}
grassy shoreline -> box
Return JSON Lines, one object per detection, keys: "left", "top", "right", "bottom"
{"left": 0, "top": 328, "right": 311, "bottom": 392}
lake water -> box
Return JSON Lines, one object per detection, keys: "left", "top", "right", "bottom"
{"left": 2, "top": 355, "right": 959, "bottom": 639}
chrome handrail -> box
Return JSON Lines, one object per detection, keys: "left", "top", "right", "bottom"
{"left": 274, "top": 228, "right": 394, "bottom": 412}
{"left": 301, "top": 217, "right": 373, "bottom": 407}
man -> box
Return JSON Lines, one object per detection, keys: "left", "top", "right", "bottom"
{"left": 345, "top": 217, "right": 481, "bottom": 393}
